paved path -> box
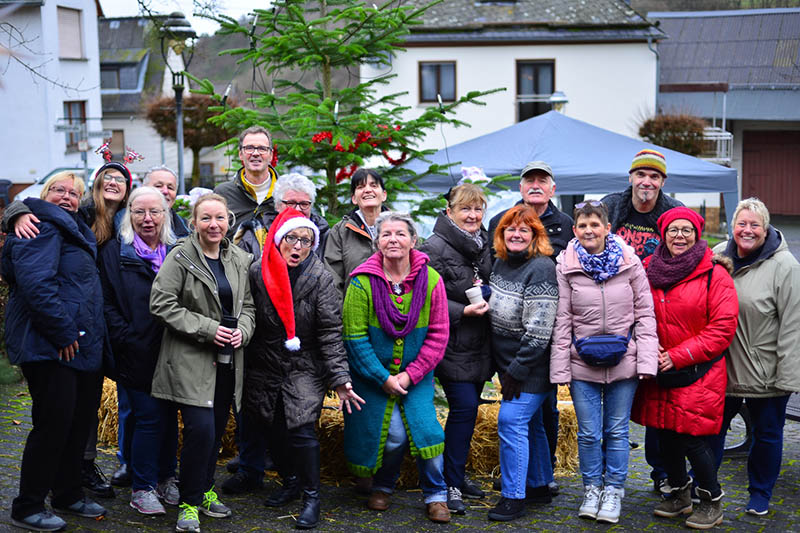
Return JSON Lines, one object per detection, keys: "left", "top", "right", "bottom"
{"left": 772, "top": 215, "right": 800, "bottom": 261}
{"left": 1, "top": 381, "right": 799, "bottom": 532}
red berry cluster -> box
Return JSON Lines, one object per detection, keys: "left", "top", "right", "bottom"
{"left": 311, "top": 126, "right": 408, "bottom": 182}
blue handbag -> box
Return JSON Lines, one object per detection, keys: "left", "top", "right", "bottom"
{"left": 572, "top": 326, "right": 633, "bottom": 368}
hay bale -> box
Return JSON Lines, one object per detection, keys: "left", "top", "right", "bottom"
{"left": 99, "top": 378, "right": 579, "bottom": 482}
{"left": 97, "top": 378, "right": 239, "bottom": 460}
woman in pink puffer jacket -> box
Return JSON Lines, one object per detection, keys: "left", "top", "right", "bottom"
{"left": 550, "top": 201, "right": 658, "bottom": 525}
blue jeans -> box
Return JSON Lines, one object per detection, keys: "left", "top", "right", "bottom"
{"left": 439, "top": 380, "right": 482, "bottom": 488}
{"left": 126, "top": 388, "right": 178, "bottom": 491}
{"left": 570, "top": 378, "right": 638, "bottom": 488}
{"left": 372, "top": 404, "right": 447, "bottom": 504}
{"left": 497, "top": 391, "right": 553, "bottom": 499}
{"left": 710, "top": 395, "right": 790, "bottom": 505}
{"left": 542, "top": 388, "right": 559, "bottom": 468}
{"left": 116, "top": 384, "right": 131, "bottom": 466}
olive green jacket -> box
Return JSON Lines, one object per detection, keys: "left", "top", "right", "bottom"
{"left": 150, "top": 233, "right": 256, "bottom": 410}
{"left": 714, "top": 230, "right": 800, "bottom": 397}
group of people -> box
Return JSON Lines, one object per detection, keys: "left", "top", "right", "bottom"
{"left": 2, "top": 123, "right": 798, "bottom": 533}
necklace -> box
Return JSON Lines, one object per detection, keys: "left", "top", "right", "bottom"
{"left": 383, "top": 264, "right": 410, "bottom": 296}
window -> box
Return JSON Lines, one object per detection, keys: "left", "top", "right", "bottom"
{"left": 200, "top": 163, "right": 214, "bottom": 177}
{"left": 57, "top": 7, "right": 83, "bottom": 59}
{"left": 100, "top": 68, "right": 119, "bottom": 89}
{"left": 109, "top": 130, "right": 125, "bottom": 160}
{"left": 63, "top": 101, "right": 86, "bottom": 149}
{"left": 419, "top": 61, "right": 456, "bottom": 103}
{"left": 516, "top": 60, "right": 554, "bottom": 121}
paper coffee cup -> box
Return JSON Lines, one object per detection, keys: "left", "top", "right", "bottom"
{"left": 465, "top": 286, "right": 484, "bottom": 305}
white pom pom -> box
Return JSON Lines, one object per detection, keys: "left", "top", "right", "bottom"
{"left": 285, "top": 337, "right": 301, "bottom": 351}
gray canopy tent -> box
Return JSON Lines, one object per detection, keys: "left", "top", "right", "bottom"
{"left": 403, "top": 111, "right": 739, "bottom": 226}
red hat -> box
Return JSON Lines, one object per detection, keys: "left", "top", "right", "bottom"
{"left": 657, "top": 206, "right": 705, "bottom": 239}
{"left": 261, "top": 208, "right": 319, "bottom": 351}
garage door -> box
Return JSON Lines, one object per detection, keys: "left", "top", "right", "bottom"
{"left": 742, "top": 131, "right": 800, "bottom": 216}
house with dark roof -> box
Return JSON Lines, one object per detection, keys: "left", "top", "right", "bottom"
{"left": 98, "top": 16, "right": 226, "bottom": 182}
{"left": 361, "top": 0, "right": 664, "bottom": 150}
{"left": 651, "top": 8, "right": 800, "bottom": 216}
{"left": 2, "top": 0, "right": 105, "bottom": 191}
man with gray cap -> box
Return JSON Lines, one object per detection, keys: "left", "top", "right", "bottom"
{"left": 488, "top": 161, "right": 573, "bottom": 258}
{"left": 487, "top": 161, "right": 572, "bottom": 497}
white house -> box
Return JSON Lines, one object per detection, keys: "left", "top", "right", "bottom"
{"left": 1, "top": 0, "right": 105, "bottom": 190}
{"left": 362, "top": 0, "right": 664, "bottom": 152}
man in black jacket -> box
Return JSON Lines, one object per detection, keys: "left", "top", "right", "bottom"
{"left": 143, "top": 166, "right": 190, "bottom": 238}
{"left": 600, "top": 149, "right": 683, "bottom": 260}
{"left": 214, "top": 126, "right": 279, "bottom": 237}
{"left": 488, "top": 161, "right": 573, "bottom": 258}
{"left": 487, "top": 161, "right": 572, "bottom": 494}
{"left": 600, "top": 149, "right": 683, "bottom": 492}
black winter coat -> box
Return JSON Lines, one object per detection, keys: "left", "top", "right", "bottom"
{"left": 419, "top": 213, "right": 492, "bottom": 383}
{"left": 244, "top": 253, "right": 350, "bottom": 430}
{"left": 99, "top": 237, "right": 168, "bottom": 392}
{"left": 2, "top": 199, "right": 105, "bottom": 373}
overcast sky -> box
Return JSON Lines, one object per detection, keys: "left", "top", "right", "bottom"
{"left": 98, "top": 0, "right": 268, "bottom": 36}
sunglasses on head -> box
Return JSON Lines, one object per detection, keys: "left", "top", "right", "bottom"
{"left": 575, "top": 200, "right": 605, "bottom": 209}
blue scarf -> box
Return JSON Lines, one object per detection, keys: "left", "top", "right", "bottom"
{"left": 574, "top": 235, "right": 623, "bottom": 284}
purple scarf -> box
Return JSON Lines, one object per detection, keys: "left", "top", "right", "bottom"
{"left": 133, "top": 233, "right": 167, "bottom": 273}
{"left": 646, "top": 239, "right": 708, "bottom": 289}
{"left": 369, "top": 263, "right": 429, "bottom": 339}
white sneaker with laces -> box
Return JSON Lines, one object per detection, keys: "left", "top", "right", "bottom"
{"left": 596, "top": 485, "right": 624, "bottom": 524}
{"left": 578, "top": 485, "right": 602, "bottom": 519}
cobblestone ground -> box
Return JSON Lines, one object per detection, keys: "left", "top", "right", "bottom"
{"left": 0, "top": 380, "right": 798, "bottom": 532}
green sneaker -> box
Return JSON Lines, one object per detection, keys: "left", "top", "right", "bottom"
{"left": 200, "top": 487, "right": 231, "bottom": 518}
{"left": 176, "top": 503, "right": 200, "bottom": 532}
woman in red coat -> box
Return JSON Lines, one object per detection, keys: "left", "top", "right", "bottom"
{"left": 631, "top": 207, "right": 738, "bottom": 530}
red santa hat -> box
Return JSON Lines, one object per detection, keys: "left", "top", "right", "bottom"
{"left": 261, "top": 208, "right": 320, "bottom": 351}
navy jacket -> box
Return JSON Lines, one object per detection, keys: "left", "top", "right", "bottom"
{"left": 2, "top": 198, "right": 104, "bottom": 372}
{"left": 99, "top": 237, "right": 170, "bottom": 392}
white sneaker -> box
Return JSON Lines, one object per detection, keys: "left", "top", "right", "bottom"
{"left": 596, "top": 485, "right": 624, "bottom": 524}
{"left": 578, "top": 485, "right": 602, "bottom": 519}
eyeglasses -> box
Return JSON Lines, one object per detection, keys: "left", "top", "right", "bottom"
{"left": 242, "top": 145, "right": 272, "bottom": 155}
{"left": 575, "top": 200, "right": 605, "bottom": 209}
{"left": 666, "top": 227, "right": 695, "bottom": 238}
{"left": 131, "top": 208, "right": 165, "bottom": 219}
{"left": 102, "top": 173, "right": 127, "bottom": 184}
{"left": 48, "top": 186, "right": 81, "bottom": 200}
{"left": 281, "top": 200, "right": 312, "bottom": 210}
{"left": 283, "top": 234, "right": 314, "bottom": 248}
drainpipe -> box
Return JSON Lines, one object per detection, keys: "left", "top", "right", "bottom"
{"left": 647, "top": 35, "right": 660, "bottom": 113}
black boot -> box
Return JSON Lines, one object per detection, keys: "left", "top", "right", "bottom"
{"left": 81, "top": 460, "right": 115, "bottom": 499}
{"left": 265, "top": 475, "right": 301, "bottom": 507}
{"left": 295, "top": 444, "right": 321, "bottom": 529}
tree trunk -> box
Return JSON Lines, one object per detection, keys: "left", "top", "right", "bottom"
{"left": 191, "top": 147, "right": 201, "bottom": 189}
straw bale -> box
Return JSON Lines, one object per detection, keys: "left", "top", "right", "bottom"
{"left": 97, "top": 379, "right": 578, "bottom": 482}
{"left": 97, "top": 378, "right": 238, "bottom": 460}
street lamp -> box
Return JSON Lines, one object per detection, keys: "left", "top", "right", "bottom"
{"left": 549, "top": 91, "right": 569, "bottom": 112}
{"left": 160, "top": 11, "right": 196, "bottom": 195}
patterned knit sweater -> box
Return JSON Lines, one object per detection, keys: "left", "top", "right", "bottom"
{"left": 490, "top": 251, "right": 558, "bottom": 394}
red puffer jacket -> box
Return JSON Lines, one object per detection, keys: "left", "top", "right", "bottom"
{"left": 631, "top": 248, "right": 738, "bottom": 436}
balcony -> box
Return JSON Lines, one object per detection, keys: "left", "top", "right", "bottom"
{"left": 699, "top": 126, "right": 733, "bottom": 166}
